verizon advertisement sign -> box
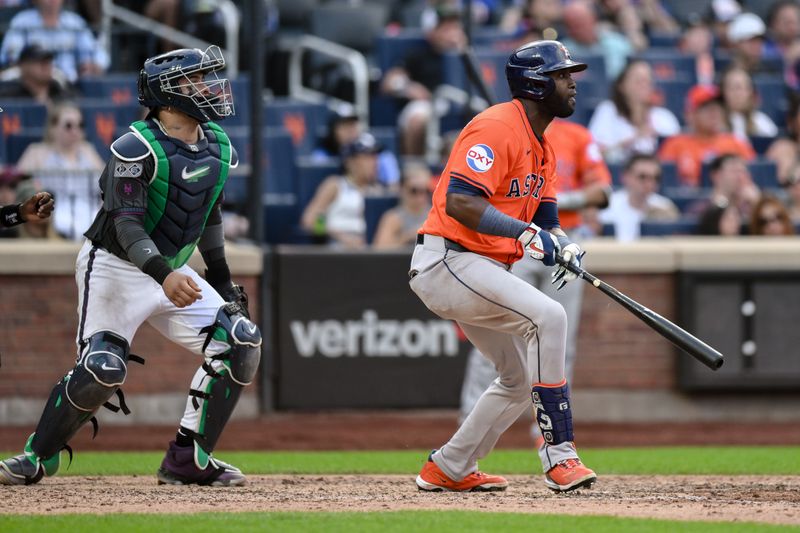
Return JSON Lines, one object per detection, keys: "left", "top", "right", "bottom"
{"left": 290, "top": 310, "right": 460, "bottom": 358}
{"left": 273, "top": 250, "right": 470, "bottom": 408}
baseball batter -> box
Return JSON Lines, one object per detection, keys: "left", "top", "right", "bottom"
{"left": 410, "top": 40, "right": 596, "bottom": 492}
{"left": 0, "top": 46, "right": 261, "bottom": 487}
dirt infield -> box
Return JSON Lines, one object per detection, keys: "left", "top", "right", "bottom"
{"left": 3, "top": 474, "right": 799, "bottom": 525}
{"left": 3, "top": 411, "right": 800, "bottom": 451}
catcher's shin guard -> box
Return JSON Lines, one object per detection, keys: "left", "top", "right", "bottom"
{"left": 31, "top": 331, "right": 131, "bottom": 459}
{"left": 531, "top": 381, "right": 574, "bottom": 446}
{"left": 188, "top": 303, "right": 261, "bottom": 454}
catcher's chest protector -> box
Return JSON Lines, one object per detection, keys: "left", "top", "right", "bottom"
{"left": 132, "top": 119, "right": 231, "bottom": 268}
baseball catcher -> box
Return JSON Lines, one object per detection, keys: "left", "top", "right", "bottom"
{"left": 0, "top": 46, "right": 260, "bottom": 487}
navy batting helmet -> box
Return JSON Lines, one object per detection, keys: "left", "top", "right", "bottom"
{"left": 506, "top": 40, "right": 587, "bottom": 101}
{"left": 138, "top": 45, "right": 234, "bottom": 122}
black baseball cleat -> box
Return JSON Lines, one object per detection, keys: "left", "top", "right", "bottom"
{"left": 0, "top": 434, "right": 61, "bottom": 486}
{"left": 157, "top": 440, "right": 246, "bottom": 487}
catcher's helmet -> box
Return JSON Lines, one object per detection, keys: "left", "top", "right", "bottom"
{"left": 506, "top": 40, "right": 587, "bottom": 101}
{"left": 138, "top": 45, "right": 234, "bottom": 122}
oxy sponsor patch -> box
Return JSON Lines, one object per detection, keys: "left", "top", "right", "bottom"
{"left": 466, "top": 144, "right": 494, "bottom": 173}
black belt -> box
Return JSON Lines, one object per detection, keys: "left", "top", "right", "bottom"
{"left": 416, "top": 234, "right": 471, "bottom": 253}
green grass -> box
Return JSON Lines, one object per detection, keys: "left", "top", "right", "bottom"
{"left": 0, "top": 511, "right": 798, "bottom": 533}
{"left": 2, "top": 447, "right": 799, "bottom": 476}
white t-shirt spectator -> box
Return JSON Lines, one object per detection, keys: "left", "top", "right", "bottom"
{"left": 599, "top": 188, "right": 680, "bottom": 241}
{"left": 588, "top": 100, "right": 681, "bottom": 164}
{"left": 728, "top": 110, "right": 778, "bottom": 140}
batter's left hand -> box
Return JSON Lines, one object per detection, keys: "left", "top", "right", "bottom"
{"left": 553, "top": 243, "right": 583, "bottom": 290}
{"left": 20, "top": 192, "right": 54, "bottom": 221}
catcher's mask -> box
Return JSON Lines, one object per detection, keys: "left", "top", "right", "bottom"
{"left": 138, "top": 45, "right": 234, "bottom": 122}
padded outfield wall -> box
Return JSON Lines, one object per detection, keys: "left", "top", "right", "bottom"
{"left": 0, "top": 238, "right": 798, "bottom": 425}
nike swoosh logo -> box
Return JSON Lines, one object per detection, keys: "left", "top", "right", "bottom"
{"left": 100, "top": 363, "right": 118, "bottom": 371}
{"left": 181, "top": 165, "right": 211, "bottom": 182}
{"left": 143, "top": 248, "right": 152, "bottom": 254}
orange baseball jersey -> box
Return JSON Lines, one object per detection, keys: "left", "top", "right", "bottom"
{"left": 546, "top": 119, "right": 611, "bottom": 230}
{"left": 420, "top": 99, "right": 557, "bottom": 264}
{"left": 658, "top": 133, "right": 755, "bottom": 187}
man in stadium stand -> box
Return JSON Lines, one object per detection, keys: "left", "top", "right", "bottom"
{"left": 686, "top": 153, "right": 761, "bottom": 222}
{"left": 763, "top": 0, "right": 800, "bottom": 88}
{"left": 380, "top": 4, "right": 467, "bottom": 156}
{"left": 726, "top": 12, "right": 782, "bottom": 77}
{"left": 560, "top": 0, "right": 633, "bottom": 79}
{"left": 0, "top": 44, "right": 72, "bottom": 104}
{"left": 0, "top": 0, "right": 109, "bottom": 83}
{"left": 658, "top": 85, "right": 755, "bottom": 187}
{"left": 598, "top": 153, "right": 679, "bottom": 241}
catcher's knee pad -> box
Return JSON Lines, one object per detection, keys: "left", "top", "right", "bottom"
{"left": 191, "top": 303, "right": 262, "bottom": 453}
{"left": 31, "top": 331, "right": 130, "bottom": 459}
{"left": 531, "top": 381, "right": 574, "bottom": 446}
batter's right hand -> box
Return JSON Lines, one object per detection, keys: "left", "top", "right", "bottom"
{"left": 163, "top": 272, "right": 203, "bottom": 308}
{"left": 517, "top": 222, "right": 558, "bottom": 266}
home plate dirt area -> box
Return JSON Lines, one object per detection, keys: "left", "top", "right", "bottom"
{"left": 3, "top": 475, "right": 799, "bottom": 525}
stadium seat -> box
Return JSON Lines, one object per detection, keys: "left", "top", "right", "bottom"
{"left": 747, "top": 159, "right": 780, "bottom": 189}
{"left": 636, "top": 49, "right": 696, "bottom": 83}
{"left": 0, "top": 102, "right": 48, "bottom": 135}
{"left": 80, "top": 101, "right": 143, "bottom": 159}
{"left": 77, "top": 74, "right": 137, "bottom": 104}
{"left": 275, "top": 0, "right": 320, "bottom": 32}
{"left": 365, "top": 194, "right": 399, "bottom": 244}
{"left": 371, "top": 126, "right": 399, "bottom": 156}
{"left": 662, "top": 0, "right": 713, "bottom": 25}
{"left": 660, "top": 161, "right": 680, "bottom": 190}
{"left": 310, "top": 3, "right": 389, "bottom": 55}
{"left": 663, "top": 187, "right": 710, "bottom": 214}
{"left": 264, "top": 197, "right": 307, "bottom": 244}
{"left": 640, "top": 218, "right": 699, "bottom": 237}
{"left": 263, "top": 99, "right": 329, "bottom": 156}
{"left": 753, "top": 76, "right": 789, "bottom": 124}
{"left": 4, "top": 129, "right": 43, "bottom": 164}
{"left": 648, "top": 32, "right": 681, "bottom": 48}
{"left": 749, "top": 135, "right": 776, "bottom": 156}
{"left": 654, "top": 78, "right": 694, "bottom": 122}
{"left": 375, "top": 30, "right": 427, "bottom": 72}
{"left": 369, "top": 93, "right": 403, "bottom": 128}
{"left": 295, "top": 158, "right": 340, "bottom": 208}
{"left": 262, "top": 130, "right": 297, "bottom": 195}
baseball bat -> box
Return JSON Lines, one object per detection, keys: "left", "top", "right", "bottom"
{"left": 556, "top": 256, "right": 724, "bottom": 371}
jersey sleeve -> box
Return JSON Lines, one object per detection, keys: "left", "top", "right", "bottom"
{"left": 445, "top": 118, "right": 518, "bottom": 197}
{"left": 577, "top": 130, "right": 612, "bottom": 186}
{"left": 99, "top": 153, "right": 154, "bottom": 217}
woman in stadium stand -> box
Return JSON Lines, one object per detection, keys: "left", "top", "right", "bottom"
{"left": 718, "top": 65, "right": 779, "bottom": 140}
{"left": 15, "top": 101, "right": 103, "bottom": 240}
{"left": 749, "top": 194, "right": 796, "bottom": 235}
{"left": 767, "top": 96, "right": 800, "bottom": 183}
{"left": 588, "top": 59, "right": 680, "bottom": 164}
{"left": 372, "top": 161, "right": 432, "bottom": 250}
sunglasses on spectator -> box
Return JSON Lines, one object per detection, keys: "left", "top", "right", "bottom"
{"left": 60, "top": 120, "right": 84, "bottom": 130}
{"left": 635, "top": 172, "right": 661, "bottom": 181}
{"left": 758, "top": 214, "right": 782, "bottom": 224}
{"left": 406, "top": 186, "right": 429, "bottom": 195}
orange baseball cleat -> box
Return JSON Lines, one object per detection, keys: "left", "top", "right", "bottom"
{"left": 416, "top": 455, "right": 508, "bottom": 492}
{"left": 544, "top": 458, "right": 596, "bottom": 492}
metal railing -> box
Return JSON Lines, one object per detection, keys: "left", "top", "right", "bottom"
{"left": 287, "top": 34, "right": 370, "bottom": 123}
{"left": 99, "top": 0, "right": 240, "bottom": 77}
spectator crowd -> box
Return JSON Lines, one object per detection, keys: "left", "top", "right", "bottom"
{"left": 1, "top": 0, "right": 800, "bottom": 244}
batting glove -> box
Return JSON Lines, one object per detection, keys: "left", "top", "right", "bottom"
{"left": 552, "top": 237, "right": 583, "bottom": 290}
{"left": 517, "top": 222, "right": 560, "bottom": 266}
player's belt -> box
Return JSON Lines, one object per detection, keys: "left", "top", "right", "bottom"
{"left": 416, "top": 234, "right": 471, "bottom": 254}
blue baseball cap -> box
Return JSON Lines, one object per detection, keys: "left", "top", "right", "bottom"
{"left": 341, "top": 132, "right": 382, "bottom": 158}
